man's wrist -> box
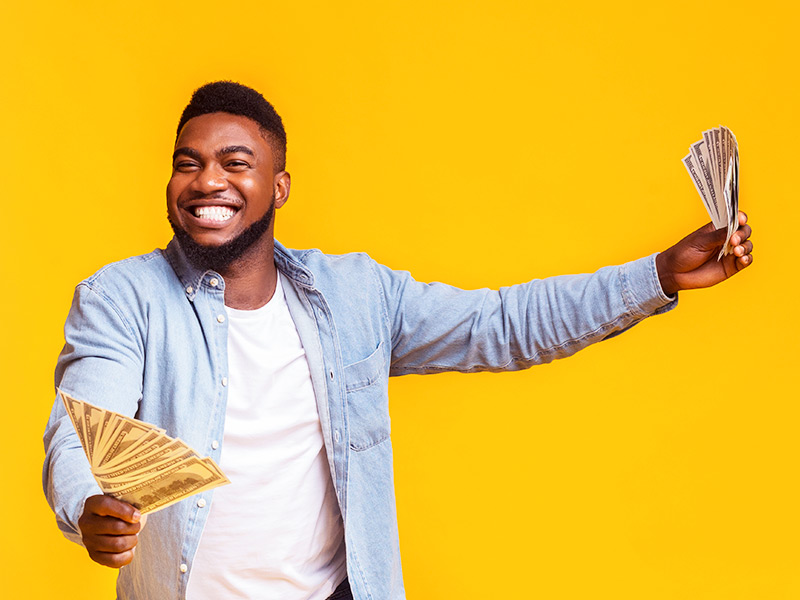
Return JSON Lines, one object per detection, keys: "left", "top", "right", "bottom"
{"left": 655, "top": 252, "right": 678, "bottom": 297}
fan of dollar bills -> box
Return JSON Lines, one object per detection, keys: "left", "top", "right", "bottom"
{"left": 60, "top": 390, "right": 229, "bottom": 514}
{"left": 682, "top": 126, "right": 739, "bottom": 259}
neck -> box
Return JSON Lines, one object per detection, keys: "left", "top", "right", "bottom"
{"left": 219, "top": 234, "right": 279, "bottom": 310}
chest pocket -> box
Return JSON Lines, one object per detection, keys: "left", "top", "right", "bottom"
{"left": 344, "top": 341, "right": 389, "bottom": 451}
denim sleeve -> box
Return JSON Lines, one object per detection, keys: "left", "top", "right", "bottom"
{"left": 43, "top": 282, "right": 144, "bottom": 544}
{"left": 373, "top": 253, "right": 676, "bottom": 375}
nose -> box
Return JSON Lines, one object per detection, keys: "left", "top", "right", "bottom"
{"left": 192, "top": 163, "right": 228, "bottom": 195}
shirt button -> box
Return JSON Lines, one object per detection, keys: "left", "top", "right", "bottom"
{"left": 197, "top": 498, "right": 206, "bottom": 508}
{"left": 217, "top": 314, "right": 226, "bottom": 323}
{"left": 186, "top": 286, "right": 193, "bottom": 295}
{"left": 180, "top": 563, "right": 188, "bottom": 573}
{"left": 209, "top": 278, "right": 219, "bottom": 287}
{"left": 334, "top": 430, "right": 341, "bottom": 443}
{"left": 211, "top": 440, "right": 219, "bottom": 450}
{"left": 221, "top": 377, "right": 228, "bottom": 387}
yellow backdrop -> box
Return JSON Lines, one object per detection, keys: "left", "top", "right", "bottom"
{"left": 2, "top": 1, "right": 796, "bottom": 598}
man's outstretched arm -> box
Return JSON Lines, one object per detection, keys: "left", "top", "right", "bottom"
{"left": 657, "top": 211, "right": 753, "bottom": 296}
{"left": 374, "top": 211, "right": 754, "bottom": 375}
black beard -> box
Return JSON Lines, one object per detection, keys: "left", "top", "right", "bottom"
{"left": 169, "top": 202, "right": 275, "bottom": 273}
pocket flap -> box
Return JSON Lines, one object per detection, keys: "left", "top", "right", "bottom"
{"left": 344, "top": 341, "right": 385, "bottom": 391}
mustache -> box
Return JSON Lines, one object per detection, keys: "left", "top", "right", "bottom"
{"left": 181, "top": 192, "right": 241, "bottom": 204}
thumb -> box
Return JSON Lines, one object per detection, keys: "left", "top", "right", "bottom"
{"left": 688, "top": 222, "right": 726, "bottom": 252}
{"left": 91, "top": 495, "right": 142, "bottom": 524}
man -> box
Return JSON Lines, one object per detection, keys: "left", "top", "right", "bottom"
{"left": 43, "top": 81, "right": 754, "bottom": 600}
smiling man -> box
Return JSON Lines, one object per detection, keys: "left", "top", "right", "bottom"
{"left": 43, "top": 81, "right": 754, "bottom": 600}
{"left": 167, "top": 109, "right": 290, "bottom": 309}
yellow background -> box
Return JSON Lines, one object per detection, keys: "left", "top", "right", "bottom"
{"left": 1, "top": 1, "right": 797, "bottom": 597}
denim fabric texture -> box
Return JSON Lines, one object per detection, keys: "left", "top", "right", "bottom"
{"left": 43, "top": 238, "right": 675, "bottom": 600}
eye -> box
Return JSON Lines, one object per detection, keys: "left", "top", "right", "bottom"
{"left": 225, "top": 160, "right": 250, "bottom": 170}
{"left": 174, "top": 161, "right": 200, "bottom": 172}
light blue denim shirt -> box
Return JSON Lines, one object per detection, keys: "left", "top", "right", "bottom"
{"left": 43, "top": 238, "right": 675, "bottom": 600}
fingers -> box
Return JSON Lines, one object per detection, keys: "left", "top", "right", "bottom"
{"left": 90, "top": 534, "right": 140, "bottom": 567}
{"left": 737, "top": 253, "right": 753, "bottom": 270}
{"left": 731, "top": 212, "right": 753, "bottom": 270}
{"left": 731, "top": 224, "right": 752, "bottom": 246}
{"left": 79, "top": 495, "right": 143, "bottom": 569}
{"left": 81, "top": 513, "right": 142, "bottom": 536}
{"left": 728, "top": 212, "right": 753, "bottom": 272}
{"left": 82, "top": 522, "right": 141, "bottom": 568}
{"left": 91, "top": 548, "right": 137, "bottom": 569}
{"left": 86, "top": 494, "right": 142, "bottom": 524}
{"left": 733, "top": 240, "right": 753, "bottom": 257}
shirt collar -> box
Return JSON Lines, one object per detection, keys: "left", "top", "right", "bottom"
{"left": 164, "top": 237, "right": 315, "bottom": 301}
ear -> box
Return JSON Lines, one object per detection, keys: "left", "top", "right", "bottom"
{"left": 273, "top": 171, "right": 291, "bottom": 209}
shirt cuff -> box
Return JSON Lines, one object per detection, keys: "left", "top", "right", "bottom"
{"left": 622, "top": 253, "right": 678, "bottom": 317}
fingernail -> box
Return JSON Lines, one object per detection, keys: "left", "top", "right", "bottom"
{"left": 132, "top": 510, "right": 141, "bottom": 522}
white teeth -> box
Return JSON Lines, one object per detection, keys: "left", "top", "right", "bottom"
{"left": 194, "top": 206, "right": 236, "bottom": 222}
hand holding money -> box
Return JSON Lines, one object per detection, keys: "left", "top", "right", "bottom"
{"left": 78, "top": 494, "right": 144, "bottom": 568}
{"left": 60, "top": 390, "right": 229, "bottom": 514}
{"left": 61, "top": 389, "right": 229, "bottom": 568}
{"left": 656, "top": 211, "right": 753, "bottom": 296}
{"left": 654, "top": 126, "right": 752, "bottom": 296}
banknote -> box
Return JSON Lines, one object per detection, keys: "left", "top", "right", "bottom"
{"left": 682, "top": 126, "right": 739, "bottom": 259}
{"left": 115, "top": 457, "right": 228, "bottom": 514}
{"left": 59, "top": 389, "right": 229, "bottom": 514}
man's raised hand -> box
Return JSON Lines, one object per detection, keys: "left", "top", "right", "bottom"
{"left": 78, "top": 495, "right": 145, "bottom": 568}
{"left": 656, "top": 211, "right": 753, "bottom": 297}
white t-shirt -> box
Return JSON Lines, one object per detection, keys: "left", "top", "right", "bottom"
{"left": 187, "top": 275, "right": 347, "bottom": 600}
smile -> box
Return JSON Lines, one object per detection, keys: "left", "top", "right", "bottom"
{"left": 192, "top": 205, "right": 238, "bottom": 222}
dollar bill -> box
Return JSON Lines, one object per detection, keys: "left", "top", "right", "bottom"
{"left": 61, "top": 391, "right": 88, "bottom": 453}
{"left": 81, "top": 401, "right": 105, "bottom": 465}
{"left": 94, "top": 440, "right": 192, "bottom": 481}
{"left": 113, "top": 456, "right": 227, "bottom": 513}
{"left": 96, "top": 418, "right": 158, "bottom": 468}
{"left": 690, "top": 140, "right": 720, "bottom": 224}
{"left": 100, "top": 429, "right": 168, "bottom": 470}
{"left": 58, "top": 389, "right": 229, "bottom": 513}
{"left": 682, "top": 125, "right": 739, "bottom": 258}
{"left": 97, "top": 449, "right": 200, "bottom": 492}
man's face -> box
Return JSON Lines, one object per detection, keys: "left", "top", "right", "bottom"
{"left": 167, "top": 112, "right": 288, "bottom": 257}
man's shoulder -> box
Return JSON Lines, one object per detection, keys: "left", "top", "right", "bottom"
{"left": 78, "top": 247, "right": 175, "bottom": 296}
{"left": 279, "top": 244, "right": 375, "bottom": 265}
{"left": 277, "top": 243, "right": 380, "bottom": 282}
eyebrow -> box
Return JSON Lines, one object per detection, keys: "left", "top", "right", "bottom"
{"left": 172, "top": 145, "right": 255, "bottom": 162}
{"left": 172, "top": 147, "right": 201, "bottom": 162}
{"left": 218, "top": 145, "right": 255, "bottom": 157}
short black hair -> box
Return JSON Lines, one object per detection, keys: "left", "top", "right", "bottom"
{"left": 176, "top": 81, "right": 287, "bottom": 171}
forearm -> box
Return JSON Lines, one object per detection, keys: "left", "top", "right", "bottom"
{"left": 42, "top": 406, "right": 103, "bottom": 544}
{"left": 380, "top": 254, "right": 676, "bottom": 375}
{"left": 494, "top": 253, "right": 676, "bottom": 366}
